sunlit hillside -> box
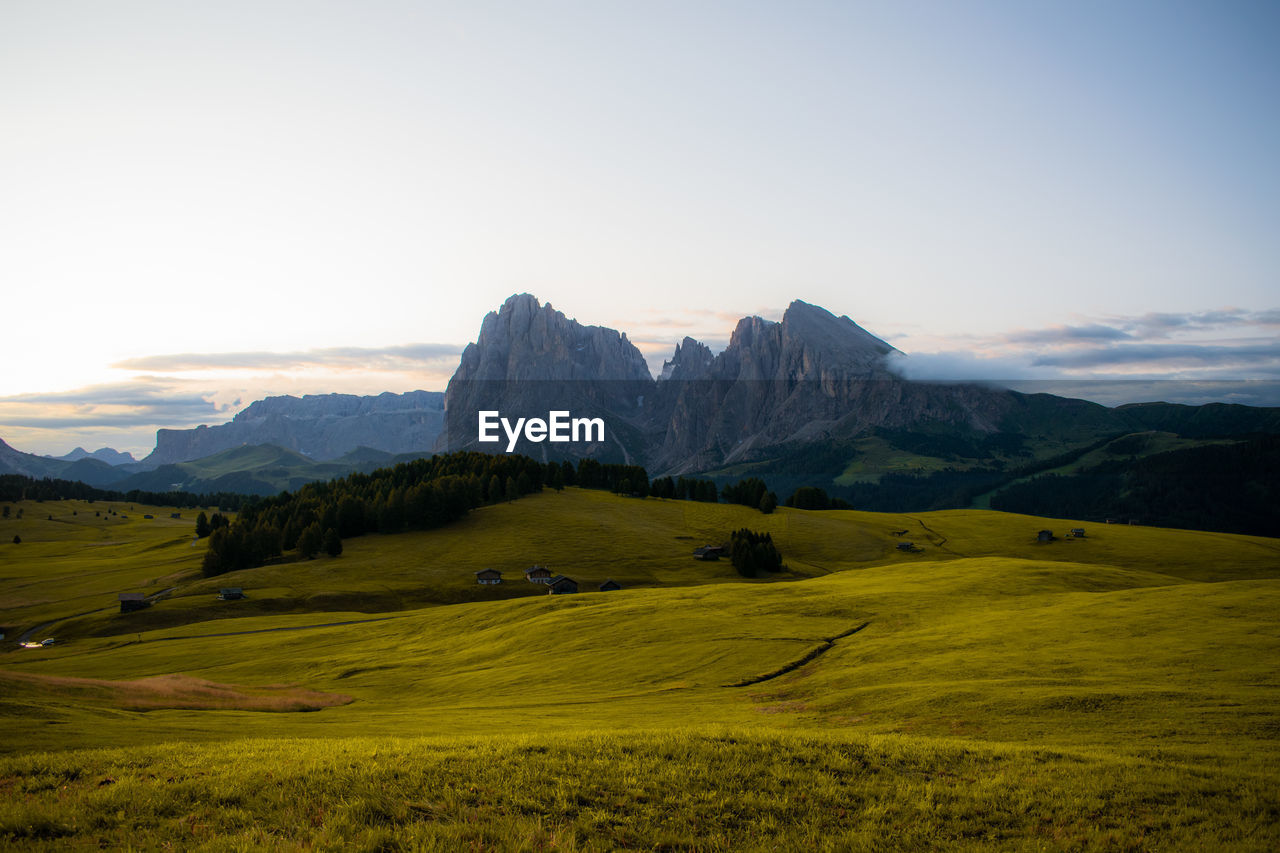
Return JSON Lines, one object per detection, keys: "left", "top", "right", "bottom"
{"left": 1, "top": 489, "right": 1277, "bottom": 848}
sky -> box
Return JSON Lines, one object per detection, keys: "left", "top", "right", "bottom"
{"left": 2, "top": 0, "right": 1278, "bottom": 457}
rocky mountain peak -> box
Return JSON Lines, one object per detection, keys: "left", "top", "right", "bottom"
{"left": 702, "top": 300, "right": 897, "bottom": 384}
{"left": 659, "top": 336, "right": 714, "bottom": 381}
{"left": 780, "top": 300, "right": 896, "bottom": 362}
{"left": 455, "top": 293, "right": 652, "bottom": 383}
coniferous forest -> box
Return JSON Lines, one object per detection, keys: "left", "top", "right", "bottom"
{"left": 200, "top": 453, "right": 679, "bottom": 576}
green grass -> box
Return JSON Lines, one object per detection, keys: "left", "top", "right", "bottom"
{"left": 834, "top": 435, "right": 968, "bottom": 484}
{"left": 1, "top": 488, "right": 1278, "bottom": 848}
{"left": 2, "top": 730, "right": 1275, "bottom": 851}
{"left": 0, "top": 500, "right": 206, "bottom": 639}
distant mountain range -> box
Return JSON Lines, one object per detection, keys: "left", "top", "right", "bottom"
{"left": 3, "top": 293, "right": 1279, "bottom": 532}
{"left": 0, "top": 391, "right": 444, "bottom": 495}
{"left": 439, "top": 294, "right": 1280, "bottom": 472}
{"left": 48, "top": 447, "right": 137, "bottom": 466}
{"left": 145, "top": 391, "right": 445, "bottom": 465}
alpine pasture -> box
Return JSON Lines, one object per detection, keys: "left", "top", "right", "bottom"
{"left": 1, "top": 489, "right": 1277, "bottom": 849}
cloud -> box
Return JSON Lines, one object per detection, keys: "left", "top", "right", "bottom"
{"left": 885, "top": 305, "right": 1280, "bottom": 384}
{"left": 0, "top": 379, "right": 226, "bottom": 429}
{"left": 111, "top": 343, "right": 464, "bottom": 373}
{"left": 1001, "top": 380, "right": 1280, "bottom": 408}
{"left": 886, "top": 351, "right": 1057, "bottom": 381}
{"left": 1113, "top": 308, "right": 1280, "bottom": 338}
{"left": 1030, "top": 341, "right": 1280, "bottom": 370}
{"left": 1006, "top": 324, "right": 1133, "bottom": 344}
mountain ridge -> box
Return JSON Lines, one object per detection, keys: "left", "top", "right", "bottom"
{"left": 5, "top": 294, "right": 1280, "bottom": 517}
{"left": 145, "top": 390, "right": 445, "bottom": 466}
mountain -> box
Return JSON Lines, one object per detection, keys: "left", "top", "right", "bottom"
{"left": 0, "top": 438, "right": 135, "bottom": 488}
{"left": 0, "top": 437, "right": 63, "bottom": 479}
{"left": 50, "top": 447, "right": 137, "bottom": 466}
{"left": 438, "top": 294, "right": 654, "bottom": 460}
{"left": 7, "top": 294, "right": 1279, "bottom": 534}
{"left": 115, "top": 444, "right": 394, "bottom": 496}
{"left": 438, "top": 296, "right": 1133, "bottom": 476}
{"left": 144, "top": 391, "right": 445, "bottom": 466}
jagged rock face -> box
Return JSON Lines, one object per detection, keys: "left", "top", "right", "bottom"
{"left": 438, "top": 294, "right": 1038, "bottom": 471}
{"left": 451, "top": 293, "right": 653, "bottom": 383}
{"left": 647, "top": 301, "right": 914, "bottom": 472}
{"left": 145, "top": 391, "right": 444, "bottom": 465}
{"left": 438, "top": 294, "right": 655, "bottom": 458}
{"left": 658, "top": 337, "right": 714, "bottom": 381}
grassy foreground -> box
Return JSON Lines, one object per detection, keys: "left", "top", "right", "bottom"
{"left": 3, "top": 730, "right": 1275, "bottom": 851}
{"left": 1, "top": 489, "right": 1278, "bottom": 848}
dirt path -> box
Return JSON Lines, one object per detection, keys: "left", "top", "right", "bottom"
{"left": 904, "top": 517, "right": 968, "bottom": 556}
{"left": 727, "top": 621, "right": 871, "bottom": 687}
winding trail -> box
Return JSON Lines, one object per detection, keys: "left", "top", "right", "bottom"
{"left": 904, "top": 517, "right": 967, "bottom": 557}
{"left": 726, "top": 621, "right": 871, "bottom": 688}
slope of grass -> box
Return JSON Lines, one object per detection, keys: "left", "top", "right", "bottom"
{"left": 0, "top": 501, "right": 204, "bottom": 639}
{"left": 1, "top": 490, "right": 1277, "bottom": 848}
{"left": 3, "top": 729, "right": 1276, "bottom": 851}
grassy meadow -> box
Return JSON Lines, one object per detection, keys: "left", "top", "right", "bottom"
{"left": 1, "top": 488, "right": 1278, "bottom": 849}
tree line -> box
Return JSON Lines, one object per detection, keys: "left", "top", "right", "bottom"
{"left": 0, "top": 473, "right": 248, "bottom": 511}
{"left": 198, "top": 453, "right": 728, "bottom": 577}
{"left": 991, "top": 434, "right": 1280, "bottom": 538}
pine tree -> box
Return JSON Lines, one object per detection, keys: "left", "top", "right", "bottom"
{"left": 297, "top": 523, "right": 323, "bottom": 560}
{"left": 323, "top": 528, "right": 343, "bottom": 557}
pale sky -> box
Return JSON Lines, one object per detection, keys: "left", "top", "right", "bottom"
{"left": 2, "top": 1, "right": 1278, "bottom": 456}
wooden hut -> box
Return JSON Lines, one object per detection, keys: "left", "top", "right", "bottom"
{"left": 599, "top": 579, "right": 622, "bottom": 592}
{"left": 525, "top": 565, "right": 553, "bottom": 583}
{"left": 547, "top": 575, "right": 578, "bottom": 595}
{"left": 475, "top": 568, "right": 503, "bottom": 585}
{"left": 118, "top": 592, "right": 149, "bottom": 613}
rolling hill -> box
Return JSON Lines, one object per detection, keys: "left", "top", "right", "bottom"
{"left": 1, "top": 487, "right": 1277, "bottom": 848}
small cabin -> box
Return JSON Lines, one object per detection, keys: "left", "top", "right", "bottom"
{"left": 143, "top": 514, "right": 154, "bottom": 519}
{"left": 1037, "top": 530, "right": 1054, "bottom": 543}
{"left": 217, "top": 588, "right": 244, "bottom": 601}
{"left": 896, "top": 541, "right": 916, "bottom": 552}
{"left": 1069, "top": 528, "right": 1086, "bottom": 538}
{"left": 599, "top": 579, "right": 621, "bottom": 592}
{"left": 693, "top": 545, "right": 723, "bottom": 561}
{"left": 170, "top": 513, "right": 182, "bottom": 519}
{"left": 118, "top": 592, "right": 149, "bottom": 613}
{"left": 475, "top": 568, "right": 503, "bottom": 585}
{"left": 547, "top": 575, "right": 578, "bottom": 595}
{"left": 525, "top": 565, "right": 553, "bottom": 584}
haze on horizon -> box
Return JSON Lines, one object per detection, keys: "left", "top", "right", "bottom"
{"left": 2, "top": 0, "right": 1278, "bottom": 457}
